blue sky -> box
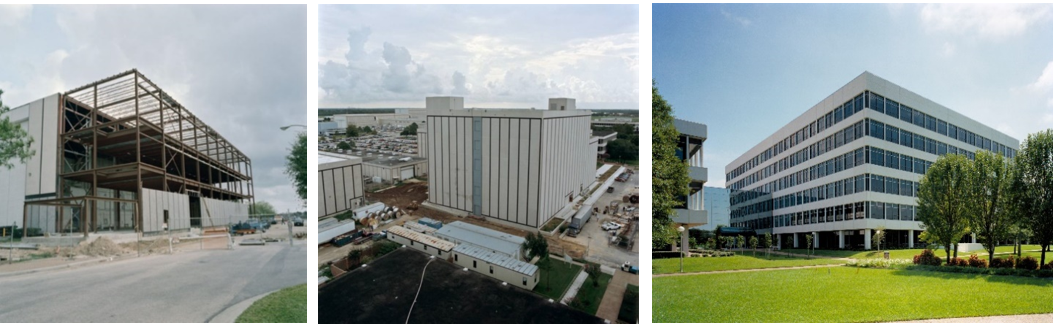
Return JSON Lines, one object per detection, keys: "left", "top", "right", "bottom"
{"left": 319, "top": 4, "right": 639, "bottom": 109}
{"left": 653, "top": 3, "right": 1052, "bottom": 188}
{"left": 0, "top": 5, "right": 308, "bottom": 212}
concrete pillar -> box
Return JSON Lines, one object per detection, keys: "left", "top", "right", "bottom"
{"left": 908, "top": 230, "right": 914, "bottom": 248}
{"left": 680, "top": 227, "right": 689, "bottom": 254}
{"left": 971, "top": 233, "right": 976, "bottom": 244}
{"left": 813, "top": 232, "right": 819, "bottom": 248}
{"left": 838, "top": 231, "right": 845, "bottom": 249}
{"left": 864, "top": 229, "right": 872, "bottom": 250}
{"left": 793, "top": 233, "right": 799, "bottom": 248}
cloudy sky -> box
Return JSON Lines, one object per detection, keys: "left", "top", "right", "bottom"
{"left": 318, "top": 4, "right": 639, "bottom": 109}
{"left": 654, "top": 3, "right": 1052, "bottom": 188}
{"left": 0, "top": 5, "right": 308, "bottom": 212}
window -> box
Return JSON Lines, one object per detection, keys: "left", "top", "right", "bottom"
{"left": 423, "top": 244, "right": 427, "bottom": 251}
{"left": 455, "top": 254, "right": 459, "bottom": 261}
{"left": 886, "top": 99, "right": 899, "bottom": 118}
{"left": 437, "top": 249, "right": 441, "bottom": 256}
{"left": 914, "top": 135, "right": 925, "bottom": 152}
{"left": 886, "top": 151, "right": 899, "bottom": 169}
{"left": 870, "top": 92, "right": 885, "bottom": 112}
{"left": 913, "top": 110, "right": 924, "bottom": 127}
{"left": 845, "top": 125, "right": 855, "bottom": 144}
{"left": 900, "top": 130, "right": 912, "bottom": 147}
{"left": 926, "top": 115, "right": 937, "bottom": 132}
{"left": 834, "top": 106, "right": 843, "bottom": 124}
{"left": 926, "top": 138, "right": 937, "bottom": 154}
{"left": 901, "top": 155, "right": 912, "bottom": 172}
{"left": 937, "top": 120, "right": 947, "bottom": 135}
{"left": 523, "top": 277, "right": 527, "bottom": 286}
{"left": 869, "top": 120, "right": 885, "bottom": 139}
{"left": 844, "top": 100, "right": 854, "bottom": 118}
{"left": 473, "top": 260, "right": 477, "bottom": 268}
{"left": 948, "top": 124, "right": 957, "bottom": 139}
{"left": 886, "top": 177, "right": 898, "bottom": 195}
{"left": 886, "top": 125, "right": 899, "bottom": 143}
{"left": 490, "top": 266, "right": 494, "bottom": 274}
{"left": 900, "top": 104, "right": 913, "bottom": 123}
{"left": 855, "top": 147, "right": 865, "bottom": 166}
{"left": 914, "top": 159, "right": 926, "bottom": 174}
{"left": 855, "top": 174, "right": 865, "bottom": 192}
{"left": 854, "top": 93, "right": 864, "bottom": 113}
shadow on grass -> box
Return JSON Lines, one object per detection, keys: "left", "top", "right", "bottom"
{"left": 889, "top": 267, "right": 1054, "bottom": 287}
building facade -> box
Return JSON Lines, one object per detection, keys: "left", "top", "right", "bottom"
{"left": 0, "top": 70, "right": 253, "bottom": 237}
{"left": 318, "top": 153, "right": 366, "bottom": 218}
{"left": 424, "top": 97, "right": 596, "bottom": 229}
{"left": 672, "top": 118, "right": 709, "bottom": 252}
{"left": 726, "top": 72, "right": 1018, "bottom": 250}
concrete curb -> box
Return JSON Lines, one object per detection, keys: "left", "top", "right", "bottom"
{"left": 207, "top": 287, "right": 285, "bottom": 323}
{"left": 0, "top": 257, "right": 120, "bottom": 278}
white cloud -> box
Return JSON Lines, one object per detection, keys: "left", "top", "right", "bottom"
{"left": 720, "top": 9, "right": 751, "bottom": 27}
{"left": 919, "top": 4, "right": 1051, "bottom": 40}
{"left": 0, "top": 4, "right": 32, "bottom": 27}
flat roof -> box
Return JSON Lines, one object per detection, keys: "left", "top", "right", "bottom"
{"left": 454, "top": 243, "right": 538, "bottom": 276}
{"left": 435, "top": 221, "right": 525, "bottom": 257}
{"left": 322, "top": 151, "right": 425, "bottom": 168}
{"left": 387, "top": 226, "right": 454, "bottom": 252}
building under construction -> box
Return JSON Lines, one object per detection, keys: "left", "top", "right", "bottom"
{"left": 0, "top": 69, "right": 253, "bottom": 239}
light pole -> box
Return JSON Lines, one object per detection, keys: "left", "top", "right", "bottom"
{"left": 678, "top": 226, "right": 685, "bottom": 273}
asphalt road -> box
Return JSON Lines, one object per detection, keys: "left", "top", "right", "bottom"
{"left": 0, "top": 241, "right": 307, "bottom": 322}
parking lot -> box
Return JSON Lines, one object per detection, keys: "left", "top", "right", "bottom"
{"left": 564, "top": 165, "right": 639, "bottom": 270}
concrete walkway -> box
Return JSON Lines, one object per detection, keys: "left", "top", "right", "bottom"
{"left": 595, "top": 270, "right": 638, "bottom": 323}
{"left": 894, "top": 313, "right": 1052, "bottom": 323}
{"left": 560, "top": 271, "right": 588, "bottom": 304}
{"left": 652, "top": 263, "right": 846, "bottom": 277}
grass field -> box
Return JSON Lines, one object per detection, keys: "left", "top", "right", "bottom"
{"left": 570, "top": 272, "right": 612, "bottom": 314}
{"left": 653, "top": 266, "right": 1052, "bottom": 322}
{"left": 618, "top": 284, "right": 639, "bottom": 324}
{"left": 236, "top": 284, "right": 307, "bottom": 323}
{"left": 533, "top": 260, "right": 583, "bottom": 300}
{"left": 652, "top": 253, "right": 846, "bottom": 274}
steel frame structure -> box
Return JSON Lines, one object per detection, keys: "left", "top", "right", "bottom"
{"left": 23, "top": 69, "right": 254, "bottom": 236}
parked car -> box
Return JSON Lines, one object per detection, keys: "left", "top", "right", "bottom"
{"left": 293, "top": 218, "right": 305, "bottom": 226}
{"left": 622, "top": 262, "right": 639, "bottom": 274}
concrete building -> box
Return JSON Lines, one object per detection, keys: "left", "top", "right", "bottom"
{"left": 592, "top": 130, "right": 618, "bottom": 157}
{"left": 321, "top": 151, "right": 427, "bottom": 184}
{"left": 318, "top": 153, "right": 366, "bottom": 218}
{"left": 692, "top": 186, "right": 730, "bottom": 231}
{"left": 330, "top": 109, "right": 427, "bottom": 129}
{"left": 673, "top": 118, "right": 710, "bottom": 253}
{"left": 423, "top": 97, "right": 596, "bottom": 229}
{"left": 0, "top": 70, "right": 253, "bottom": 238}
{"left": 726, "top": 72, "right": 1018, "bottom": 250}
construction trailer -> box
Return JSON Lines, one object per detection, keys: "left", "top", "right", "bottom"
{"left": 0, "top": 69, "right": 253, "bottom": 239}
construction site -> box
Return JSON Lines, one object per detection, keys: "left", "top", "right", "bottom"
{"left": 0, "top": 69, "right": 268, "bottom": 266}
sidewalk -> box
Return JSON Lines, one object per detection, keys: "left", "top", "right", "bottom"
{"left": 595, "top": 270, "right": 638, "bottom": 323}
{"left": 894, "top": 313, "right": 1052, "bottom": 323}
{"left": 652, "top": 263, "right": 846, "bottom": 277}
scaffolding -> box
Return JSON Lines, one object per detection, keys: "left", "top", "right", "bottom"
{"left": 23, "top": 69, "right": 254, "bottom": 236}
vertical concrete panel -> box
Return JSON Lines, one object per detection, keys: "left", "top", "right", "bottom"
{"left": 528, "top": 120, "right": 540, "bottom": 227}
{"left": 490, "top": 119, "right": 500, "bottom": 218}
{"left": 507, "top": 119, "right": 518, "bottom": 223}
{"left": 498, "top": 119, "right": 509, "bottom": 218}
{"left": 322, "top": 170, "right": 335, "bottom": 215}
{"left": 517, "top": 119, "right": 529, "bottom": 225}
{"left": 465, "top": 117, "right": 473, "bottom": 211}
{"left": 456, "top": 118, "right": 465, "bottom": 209}
{"left": 25, "top": 99, "right": 43, "bottom": 195}
{"left": 317, "top": 171, "right": 326, "bottom": 217}
{"left": 40, "top": 94, "right": 59, "bottom": 195}
{"left": 482, "top": 118, "right": 491, "bottom": 217}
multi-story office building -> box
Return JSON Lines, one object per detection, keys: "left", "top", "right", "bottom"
{"left": 673, "top": 118, "right": 709, "bottom": 252}
{"left": 423, "top": 97, "right": 596, "bottom": 230}
{"left": 691, "top": 186, "right": 730, "bottom": 231}
{"left": 726, "top": 72, "right": 1018, "bottom": 250}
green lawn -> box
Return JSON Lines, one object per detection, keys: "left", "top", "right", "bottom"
{"left": 653, "top": 253, "right": 846, "bottom": 274}
{"left": 618, "top": 284, "right": 639, "bottom": 324}
{"left": 653, "top": 266, "right": 1052, "bottom": 322}
{"left": 570, "top": 272, "right": 612, "bottom": 314}
{"left": 773, "top": 246, "right": 1053, "bottom": 264}
{"left": 533, "top": 260, "right": 582, "bottom": 300}
{"left": 236, "top": 284, "right": 307, "bottom": 323}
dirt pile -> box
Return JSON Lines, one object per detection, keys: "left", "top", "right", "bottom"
{"left": 80, "top": 237, "right": 125, "bottom": 257}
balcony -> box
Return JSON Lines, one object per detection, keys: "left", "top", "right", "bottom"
{"left": 675, "top": 208, "right": 711, "bottom": 227}
{"left": 688, "top": 166, "right": 708, "bottom": 183}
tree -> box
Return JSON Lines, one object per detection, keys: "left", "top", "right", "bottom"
{"left": 872, "top": 226, "right": 886, "bottom": 252}
{"left": 727, "top": 236, "right": 735, "bottom": 251}
{"left": 345, "top": 125, "right": 360, "bottom": 137}
{"left": 0, "top": 89, "right": 35, "bottom": 169}
{"left": 917, "top": 153, "right": 974, "bottom": 263}
{"left": 250, "top": 201, "right": 277, "bottom": 216}
{"left": 522, "top": 232, "right": 553, "bottom": 291}
{"left": 606, "top": 139, "right": 637, "bottom": 161}
{"left": 805, "top": 234, "right": 813, "bottom": 256}
{"left": 763, "top": 233, "right": 773, "bottom": 259}
{"left": 584, "top": 262, "right": 602, "bottom": 287}
{"left": 651, "top": 81, "right": 690, "bottom": 249}
{"left": 1011, "top": 129, "right": 1053, "bottom": 268}
{"left": 337, "top": 141, "right": 352, "bottom": 150}
{"left": 736, "top": 235, "right": 746, "bottom": 255}
{"left": 969, "top": 150, "right": 1014, "bottom": 263}
{"left": 401, "top": 122, "right": 419, "bottom": 136}
{"left": 361, "top": 126, "right": 375, "bottom": 135}
{"left": 705, "top": 238, "right": 715, "bottom": 251}
{"left": 284, "top": 132, "right": 308, "bottom": 204}
{"left": 713, "top": 225, "right": 724, "bottom": 250}
{"left": 749, "top": 236, "right": 759, "bottom": 258}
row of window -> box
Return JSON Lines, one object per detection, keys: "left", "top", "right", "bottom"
{"left": 727, "top": 90, "right": 1016, "bottom": 186}
{"left": 866, "top": 92, "right": 1016, "bottom": 158}
{"left": 731, "top": 171, "right": 921, "bottom": 219}
{"left": 727, "top": 92, "right": 866, "bottom": 181}
{"left": 768, "top": 201, "right": 917, "bottom": 228}
{"left": 866, "top": 119, "right": 1012, "bottom": 161}
{"left": 728, "top": 119, "right": 865, "bottom": 192}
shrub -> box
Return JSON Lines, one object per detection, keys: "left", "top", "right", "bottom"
{"left": 991, "top": 255, "right": 1016, "bottom": 269}
{"left": 947, "top": 257, "right": 969, "bottom": 267}
{"left": 913, "top": 249, "right": 941, "bottom": 266}
{"left": 1044, "top": 261, "right": 1054, "bottom": 270}
{"left": 967, "top": 254, "right": 987, "bottom": 268}
{"left": 847, "top": 258, "right": 912, "bottom": 269}
{"left": 1016, "top": 256, "right": 1039, "bottom": 270}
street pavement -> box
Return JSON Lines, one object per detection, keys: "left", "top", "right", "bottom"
{"left": 0, "top": 240, "right": 307, "bottom": 322}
